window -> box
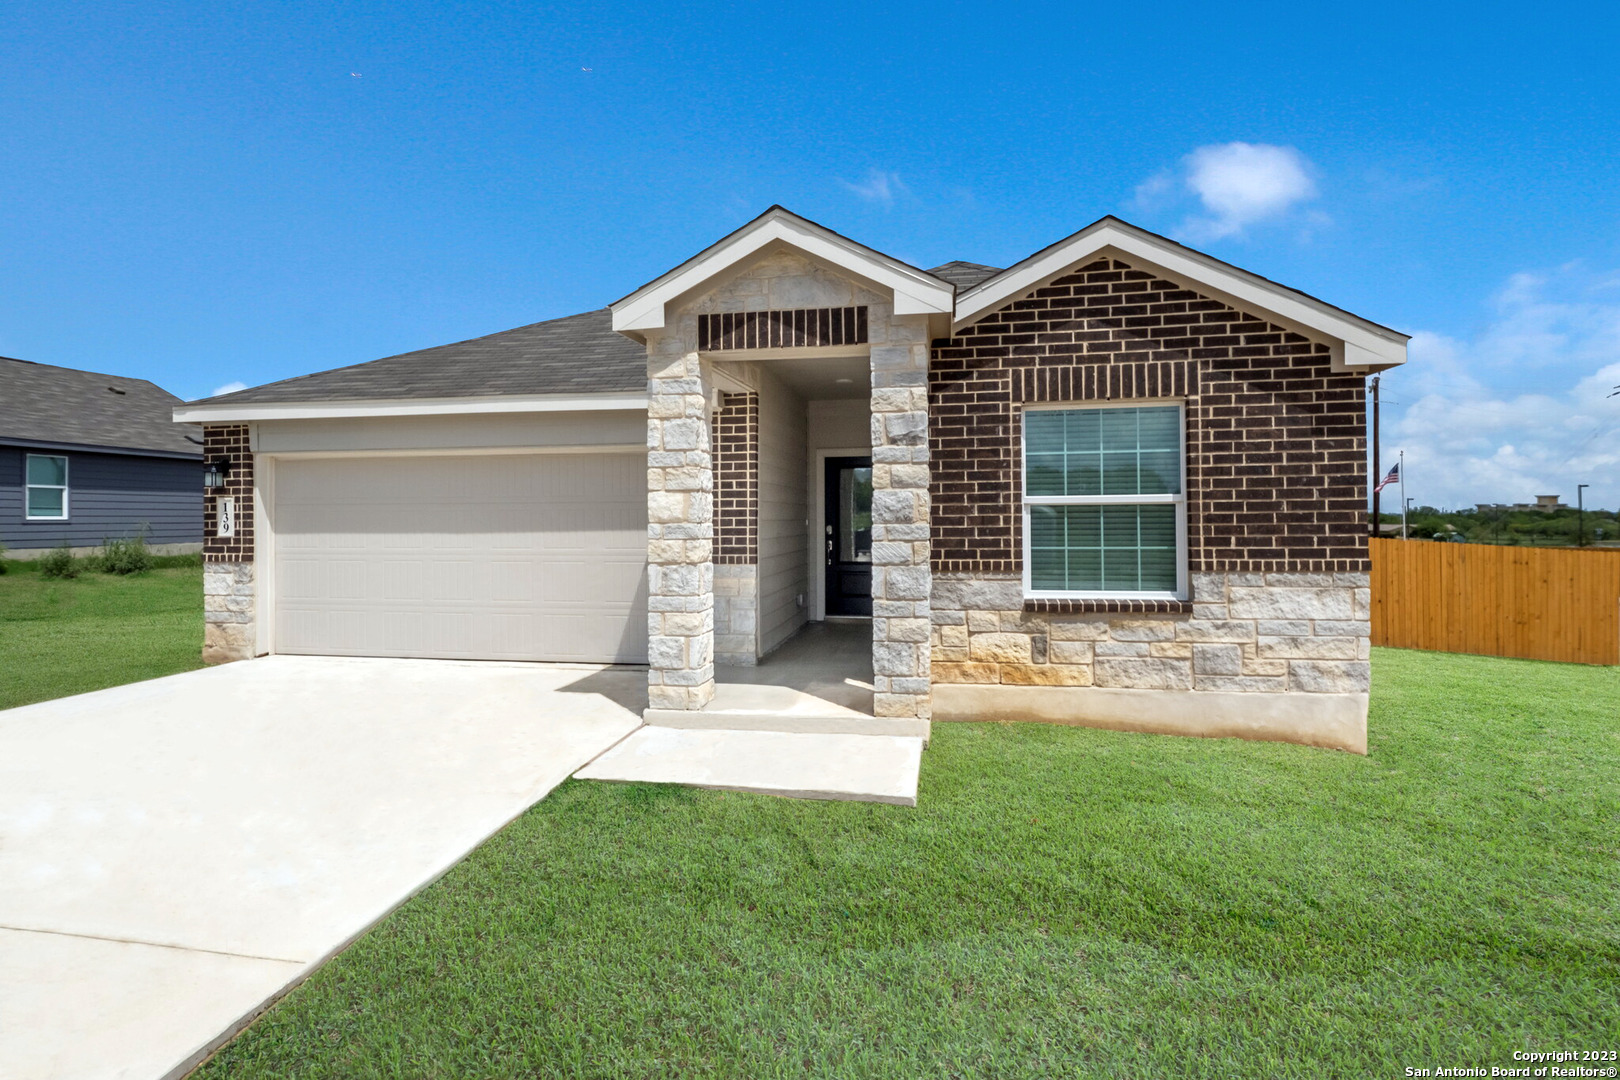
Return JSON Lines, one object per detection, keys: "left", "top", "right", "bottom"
{"left": 25, "top": 454, "right": 69, "bottom": 520}
{"left": 1022, "top": 403, "right": 1186, "bottom": 599}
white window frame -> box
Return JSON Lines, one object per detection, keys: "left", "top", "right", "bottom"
{"left": 1021, "top": 400, "right": 1188, "bottom": 601}
{"left": 24, "top": 454, "right": 70, "bottom": 521}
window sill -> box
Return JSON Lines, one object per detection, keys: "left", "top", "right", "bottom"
{"left": 1024, "top": 597, "right": 1192, "bottom": 614}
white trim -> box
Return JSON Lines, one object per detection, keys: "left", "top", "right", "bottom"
{"left": 174, "top": 392, "right": 648, "bottom": 424}
{"left": 23, "top": 453, "right": 70, "bottom": 521}
{"left": 955, "top": 219, "right": 1409, "bottom": 370}
{"left": 1020, "top": 400, "right": 1189, "bottom": 601}
{"left": 254, "top": 453, "right": 274, "bottom": 656}
{"left": 810, "top": 446, "right": 872, "bottom": 622}
{"left": 254, "top": 444, "right": 646, "bottom": 461}
{"left": 611, "top": 207, "right": 954, "bottom": 338}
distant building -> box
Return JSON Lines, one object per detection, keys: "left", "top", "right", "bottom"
{"left": 1474, "top": 496, "right": 1569, "bottom": 514}
{"left": 1, "top": 356, "right": 203, "bottom": 556}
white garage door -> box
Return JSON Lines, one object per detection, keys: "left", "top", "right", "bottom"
{"left": 273, "top": 453, "right": 647, "bottom": 663}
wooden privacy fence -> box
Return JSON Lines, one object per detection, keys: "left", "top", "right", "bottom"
{"left": 1370, "top": 538, "right": 1620, "bottom": 665}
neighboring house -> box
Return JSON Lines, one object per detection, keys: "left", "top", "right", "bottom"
{"left": 176, "top": 209, "right": 1407, "bottom": 753}
{"left": 1, "top": 357, "right": 203, "bottom": 555}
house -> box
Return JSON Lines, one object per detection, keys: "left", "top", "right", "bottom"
{"left": 174, "top": 209, "right": 1407, "bottom": 753}
{"left": 2, "top": 357, "right": 203, "bottom": 555}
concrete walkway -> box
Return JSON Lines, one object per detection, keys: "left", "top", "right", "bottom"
{"left": 576, "top": 726, "right": 924, "bottom": 805}
{"left": 0, "top": 656, "right": 642, "bottom": 1080}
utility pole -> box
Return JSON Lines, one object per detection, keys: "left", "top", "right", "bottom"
{"left": 1400, "top": 450, "right": 1408, "bottom": 540}
{"left": 1369, "top": 375, "right": 1381, "bottom": 536}
{"left": 1578, "top": 483, "right": 1589, "bottom": 547}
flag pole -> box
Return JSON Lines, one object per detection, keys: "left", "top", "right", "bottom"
{"left": 1399, "top": 450, "right": 1407, "bottom": 540}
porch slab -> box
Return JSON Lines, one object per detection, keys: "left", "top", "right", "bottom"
{"left": 575, "top": 726, "right": 923, "bottom": 806}
{"left": 647, "top": 620, "right": 931, "bottom": 736}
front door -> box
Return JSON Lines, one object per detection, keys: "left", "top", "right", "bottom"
{"left": 824, "top": 456, "right": 873, "bottom": 617}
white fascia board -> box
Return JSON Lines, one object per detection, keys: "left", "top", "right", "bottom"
{"left": 954, "top": 221, "right": 1409, "bottom": 369}
{"left": 610, "top": 209, "right": 953, "bottom": 335}
{"left": 173, "top": 392, "right": 648, "bottom": 424}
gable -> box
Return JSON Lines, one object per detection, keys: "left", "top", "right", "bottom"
{"left": 610, "top": 206, "right": 954, "bottom": 342}
{"left": 955, "top": 217, "right": 1408, "bottom": 372}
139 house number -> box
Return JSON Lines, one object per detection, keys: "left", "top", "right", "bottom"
{"left": 216, "top": 495, "right": 235, "bottom": 538}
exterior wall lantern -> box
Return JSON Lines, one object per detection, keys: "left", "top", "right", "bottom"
{"left": 203, "top": 455, "right": 232, "bottom": 489}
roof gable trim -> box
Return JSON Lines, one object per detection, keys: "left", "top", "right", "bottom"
{"left": 954, "top": 217, "right": 1409, "bottom": 369}
{"left": 611, "top": 207, "right": 955, "bottom": 339}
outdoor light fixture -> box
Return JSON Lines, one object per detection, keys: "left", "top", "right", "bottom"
{"left": 203, "top": 455, "right": 232, "bottom": 489}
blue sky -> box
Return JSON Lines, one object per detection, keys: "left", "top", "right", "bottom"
{"left": 3, "top": 1, "right": 1617, "bottom": 507}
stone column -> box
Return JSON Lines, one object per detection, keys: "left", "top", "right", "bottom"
{"left": 645, "top": 330, "right": 716, "bottom": 710}
{"left": 868, "top": 317, "right": 933, "bottom": 719}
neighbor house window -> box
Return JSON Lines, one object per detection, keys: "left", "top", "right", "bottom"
{"left": 1022, "top": 403, "right": 1186, "bottom": 598}
{"left": 25, "top": 454, "right": 70, "bottom": 520}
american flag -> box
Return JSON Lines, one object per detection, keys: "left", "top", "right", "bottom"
{"left": 1373, "top": 462, "right": 1400, "bottom": 493}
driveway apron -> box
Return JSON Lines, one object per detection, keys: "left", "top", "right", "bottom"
{"left": 0, "top": 655, "right": 642, "bottom": 1080}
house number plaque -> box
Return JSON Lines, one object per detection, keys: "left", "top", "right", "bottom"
{"left": 217, "top": 495, "right": 235, "bottom": 538}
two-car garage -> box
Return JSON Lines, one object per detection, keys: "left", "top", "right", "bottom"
{"left": 265, "top": 449, "right": 648, "bottom": 665}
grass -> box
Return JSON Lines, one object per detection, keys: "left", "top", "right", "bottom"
{"left": 194, "top": 648, "right": 1620, "bottom": 1079}
{"left": 0, "top": 555, "right": 203, "bottom": 709}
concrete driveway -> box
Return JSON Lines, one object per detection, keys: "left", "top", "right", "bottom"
{"left": 0, "top": 656, "right": 643, "bottom": 1080}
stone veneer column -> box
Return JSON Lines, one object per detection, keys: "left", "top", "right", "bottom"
{"left": 645, "top": 330, "right": 716, "bottom": 710}
{"left": 868, "top": 317, "right": 933, "bottom": 719}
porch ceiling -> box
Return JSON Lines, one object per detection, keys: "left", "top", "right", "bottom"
{"left": 750, "top": 353, "right": 871, "bottom": 400}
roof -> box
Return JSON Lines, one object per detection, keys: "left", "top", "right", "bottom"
{"left": 192, "top": 308, "right": 647, "bottom": 406}
{"left": 926, "top": 261, "right": 1002, "bottom": 289}
{"left": 0, "top": 356, "right": 202, "bottom": 457}
{"left": 182, "top": 211, "right": 1406, "bottom": 418}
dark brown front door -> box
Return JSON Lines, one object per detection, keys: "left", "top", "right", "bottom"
{"left": 824, "top": 456, "right": 873, "bottom": 617}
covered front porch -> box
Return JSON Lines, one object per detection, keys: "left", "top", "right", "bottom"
{"left": 612, "top": 207, "right": 953, "bottom": 738}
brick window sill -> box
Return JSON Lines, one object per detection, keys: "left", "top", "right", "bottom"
{"left": 1024, "top": 597, "right": 1193, "bottom": 614}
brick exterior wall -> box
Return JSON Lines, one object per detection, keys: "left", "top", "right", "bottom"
{"left": 929, "top": 257, "right": 1369, "bottom": 582}
{"left": 926, "top": 257, "right": 1372, "bottom": 707}
{"left": 202, "top": 424, "right": 253, "bottom": 562}
{"left": 711, "top": 391, "right": 758, "bottom": 564}
{"left": 201, "top": 423, "right": 256, "bottom": 664}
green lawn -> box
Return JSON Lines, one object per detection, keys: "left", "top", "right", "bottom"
{"left": 0, "top": 559, "right": 203, "bottom": 710}
{"left": 193, "top": 648, "right": 1620, "bottom": 1079}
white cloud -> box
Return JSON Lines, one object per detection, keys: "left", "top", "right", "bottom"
{"left": 1132, "top": 142, "right": 1320, "bottom": 242}
{"left": 1386, "top": 265, "right": 1620, "bottom": 510}
{"left": 839, "top": 169, "right": 907, "bottom": 207}
{"left": 212, "top": 380, "right": 248, "bottom": 397}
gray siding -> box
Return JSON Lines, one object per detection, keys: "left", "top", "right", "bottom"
{"left": 0, "top": 445, "right": 202, "bottom": 550}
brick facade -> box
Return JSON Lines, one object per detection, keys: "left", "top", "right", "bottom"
{"left": 201, "top": 423, "right": 256, "bottom": 664}
{"left": 202, "top": 424, "right": 253, "bottom": 562}
{"left": 929, "top": 257, "right": 1369, "bottom": 581}
{"left": 926, "top": 257, "right": 1372, "bottom": 714}
{"left": 711, "top": 391, "right": 758, "bottom": 564}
